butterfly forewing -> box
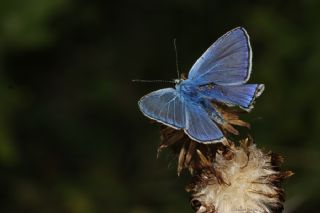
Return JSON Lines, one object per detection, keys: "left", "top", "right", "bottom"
{"left": 138, "top": 88, "right": 186, "bottom": 129}
{"left": 188, "top": 27, "right": 252, "bottom": 86}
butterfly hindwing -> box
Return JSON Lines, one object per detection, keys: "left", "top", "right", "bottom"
{"left": 188, "top": 27, "right": 252, "bottom": 86}
{"left": 200, "top": 84, "right": 265, "bottom": 111}
{"left": 185, "top": 103, "right": 225, "bottom": 143}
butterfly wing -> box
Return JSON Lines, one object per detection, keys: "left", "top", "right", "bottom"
{"left": 139, "top": 88, "right": 224, "bottom": 143}
{"left": 138, "top": 88, "right": 186, "bottom": 129}
{"left": 188, "top": 27, "right": 252, "bottom": 86}
{"left": 184, "top": 103, "right": 225, "bottom": 143}
{"left": 201, "top": 84, "right": 264, "bottom": 111}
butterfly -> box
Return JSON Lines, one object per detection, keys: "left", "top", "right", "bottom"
{"left": 138, "top": 27, "right": 264, "bottom": 143}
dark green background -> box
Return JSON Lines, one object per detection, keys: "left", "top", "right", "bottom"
{"left": 1, "top": 0, "right": 319, "bottom": 212}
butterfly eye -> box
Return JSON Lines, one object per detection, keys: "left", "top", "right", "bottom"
{"left": 174, "top": 79, "right": 182, "bottom": 84}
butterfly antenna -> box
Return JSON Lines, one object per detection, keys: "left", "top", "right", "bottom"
{"left": 174, "top": 38, "right": 180, "bottom": 79}
{"left": 132, "top": 79, "right": 175, "bottom": 83}
{"left": 132, "top": 40, "right": 180, "bottom": 84}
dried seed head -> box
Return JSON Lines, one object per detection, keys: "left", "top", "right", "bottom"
{"left": 158, "top": 121, "right": 292, "bottom": 213}
{"left": 187, "top": 139, "right": 293, "bottom": 213}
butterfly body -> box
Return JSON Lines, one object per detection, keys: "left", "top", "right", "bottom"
{"left": 138, "top": 27, "right": 264, "bottom": 143}
{"left": 178, "top": 79, "right": 244, "bottom": 129}
{"left": 175, "top": 79, "right": 201, "bottom": 102}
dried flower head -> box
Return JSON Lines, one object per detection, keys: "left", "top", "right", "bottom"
{"left": 186, "top": 139, "right": 293, "bottom": 213}
{"left": 158, "top": 126, "right": 293, "bottom": 213}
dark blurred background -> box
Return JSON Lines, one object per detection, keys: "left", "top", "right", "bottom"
{"left": 0, "top": 0, "right": 319, "bottom": 212}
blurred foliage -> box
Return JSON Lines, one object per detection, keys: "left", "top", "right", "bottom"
{"left": 0, "top": 0, "right": 320, "bottom": 212}
{"left": 0, "top": 0, "right": 69, "bottom": 48}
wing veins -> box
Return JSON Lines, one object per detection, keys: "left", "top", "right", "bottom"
{"left": 158, "top": 95, "right": 178, "bottom": 125}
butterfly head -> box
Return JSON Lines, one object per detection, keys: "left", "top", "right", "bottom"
{"left": 174, "top": 73, "right": 187, "bottom": 85}
{"left": 174, "top": 79, "right": 183, "bottom": 84}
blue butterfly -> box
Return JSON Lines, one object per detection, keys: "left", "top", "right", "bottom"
{"left": 138, "top": 27, "right": 264, "bottom": 143}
